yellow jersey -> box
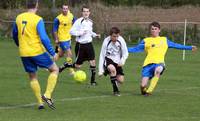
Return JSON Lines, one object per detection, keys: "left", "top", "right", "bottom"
{"left": 16, "top": 12, "right": 46, "bottom": 57}
{"left": 55, "top": 12, "right": 74, "bottom": 41}
{"left": 143, "top": 36, "right": 168, "bottom": 66}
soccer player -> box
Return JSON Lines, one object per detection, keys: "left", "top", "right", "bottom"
{"left": 53, "top": 3, "right": 76, "bottom": 75}
{"left": 99, "top": 27, "right": 128, "bottom": 96}
{"left": 59, "top": 5, "right": 100, "bottom": 86}
{"left": 12, "top": 0, "right": 59, "bottom": 109}
{"left": 128, "top": 21, "right": 197, "bottom": 96}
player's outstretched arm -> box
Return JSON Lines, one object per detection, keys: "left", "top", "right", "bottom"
{"left": 52, "top": 18, "right": 59, "bottom": 44}
{"left": 128, "top": 40, "right": 145, "bottom": 53}
{"left": 167, "top": 39, "right": 194, "bottom": 50}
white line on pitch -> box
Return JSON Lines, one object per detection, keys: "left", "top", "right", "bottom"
{"left": 0, "top": 86, "right": 199, "bottom": 110}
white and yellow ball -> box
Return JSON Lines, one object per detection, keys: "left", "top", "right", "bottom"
{"left": 73, "top": 70, "right": 87, "bottom": 83}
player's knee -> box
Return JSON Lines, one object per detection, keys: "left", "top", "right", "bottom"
{"left": 107, "top": 64, "right": 116, "bottom": 75}
{"left": 155, "top": 66, "right": 163, "bottom": 76}
{"left": 49, "top": 64, "right": 59, "bottom": 74}
{"left": 117, "top": 75, "right": 124, "bottom": 84}
{"left": 89, "top": 60, "right": 96, "bottom": 66}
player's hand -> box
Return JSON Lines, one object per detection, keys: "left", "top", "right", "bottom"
{"left": 192, "top": 46, "right": 197, "bottom": 52}
{"left": 98, "top": 72, "right": 103, "bottom": 77}
{"left": 96, "top": 34, "right": 101, "bottom": 38}
{"left": 52, "top": 53, "right": 58, "bottom": 61}
{"left": 55, "top": 39, "right": 59, "bottom": 44}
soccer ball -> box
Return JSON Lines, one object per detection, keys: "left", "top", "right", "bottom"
{"left": 73, "top": 70, "right": 87, "bottom": 83}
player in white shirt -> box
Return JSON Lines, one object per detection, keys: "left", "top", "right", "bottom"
{"left": 99, "top": 27, "right": 128, "bottom": 96}
{"left": 59, "top": 5, "right": 100, "bottom": 86}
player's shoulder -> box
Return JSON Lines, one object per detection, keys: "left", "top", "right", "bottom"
{"left": 143, "top": 37, "right": 154, "bottom": 42}
{"left": 118, "top": 36, "right": 125, "bottom": 41}
{"left": 104, "top": 36, "right": 111, "bottom": 42}
{"left": 88, "top": 18, "right": 93, "bottom": 23}
{"left": 34, "top": 14, "right": 42, "bottom": 20}
{"left": 144, "top": 37, "right": 152, "bottom": 41}
{"left": 159, "top": 36, "right": 167, "bottom": 40}
{"left": 56, "top": 14, "right": 62, "bottom": 18}
{"left": 16, "top": 12, "right": 42, "bottom": 21}
{"left": 68, "top": 11, "right": 74, "bottom": 17}
{"left": 75, "top": 17, "right": 84, "bottom": 23}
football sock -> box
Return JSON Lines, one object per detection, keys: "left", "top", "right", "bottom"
{"left": 146, "top": 76, "right": 159, "bottom": 93}
{"left": 90, "top": 65, "right": 96, "bottom": 83}
{"left": 44, "top": 73, "right": 58, "bottom": 99}
{"left": 110, "top": 76, "right": 119, "bottom": 92}
{"left": 30, "top": 79, "right": 43, "bottom": 105}
{"left": 66, "top": 57, "right": 75, "bottom": 74}
{"left": 66, "top": 57, "right": 73, "bottom": 64}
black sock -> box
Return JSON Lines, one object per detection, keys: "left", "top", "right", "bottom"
{"left": 90, "top": 66, "right": 96, "bottom": 83}
{"left": 110, "top": 76, "right": 119, "bottom": 92}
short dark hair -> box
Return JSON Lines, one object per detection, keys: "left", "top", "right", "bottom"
{"left": 82, "top": 5, "right": 90, "bottom": 11}
{"left": 149, "top": 21, "right": 160, "bottom": 29}
{"left": 62, "top": 2, "right": 68, "bottom": 7}
{"left": 109, "top": 27, "right": 120, "bottom": 35}
{"left": 27, "top": 0, "right": 38, "bottom": 9}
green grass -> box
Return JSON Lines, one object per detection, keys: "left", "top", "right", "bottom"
{"left": 0, "top": 38, "right": 200, "bottom": 121}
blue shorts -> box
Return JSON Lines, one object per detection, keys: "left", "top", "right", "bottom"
{"left": 21, "top": 52, "right": 53, "bottom": 73}
{"left": 59, "top": 40, "right": 71, "bottom": 51}
{"left": 142, "top": 63, "right": 165, "bottom": 78}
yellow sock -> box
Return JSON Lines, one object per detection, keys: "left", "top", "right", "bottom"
{"left": 146, "top": 76, "right": 159, "bottom": 93}
{"left": 30, "top": 79, "right": 43, "bottom": 105}
{"left": 66, "top": 57, "right": 75, "bottom": 74}
{"left": 66, "top": 57, "right": 73, "bottom": 64}
{"left": 44, "top": 73, "right": 58, "bottom": 99}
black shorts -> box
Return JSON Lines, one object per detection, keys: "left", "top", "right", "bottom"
{"left": 75, "top": 42, "right": 95, "bottom": 65}
{"left": 104, "top": 57, "right": 124, "bottom": 76}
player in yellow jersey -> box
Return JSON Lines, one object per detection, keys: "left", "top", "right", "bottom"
{"left": 12, "top": 0, "right": 59, "bottom": 109}
{"left": 53, "top": 4, "right": 76, "bottom": 75}
{"left": 128, "top": 21, "right": 197, "bottom": 96}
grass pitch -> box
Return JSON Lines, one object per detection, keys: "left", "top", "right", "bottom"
{"left": 0, "top": 38, "right": 199, "bottom": 121}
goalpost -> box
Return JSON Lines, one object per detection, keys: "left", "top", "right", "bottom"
{"left": 183, "top": 19, "right": 187, "bottom": 61}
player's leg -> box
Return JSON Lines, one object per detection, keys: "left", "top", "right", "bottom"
{"left": 117, "top": 75, "right": 124, "bottom": 84}
{"left": 21, "top": 57, "right": 44, "bottom": 109}
{"left": 59, "top": 42, "right": 85, "bottom": 73}
{"left": 87, "top": 43, "right": 97, "bottom": 85}
{"left": 44, "top": 63, "right": 59, "bottom": 98}
{"left": 107, "top": 64, "right": 120, "bottom": 96}
{"left": 115, "top": 75, "right": 124, "bottom": 96}
{"left": 140, "top": 65, "right": 152, "bottom": 95}
{"left": 140, "top": 77, "right": 149, "bottom": 95}
{"left": 146, "top": 65, "right": 164, "bottom": 94}
{"left": 89, "top": 59, "right": 97, "bottom": 85}
{"left": 66, "top": 48, "right": 75, "bottom": 75}
{"left": 55, "top": 44, "right": 64, "bottom": 61}
{"left": 42, "top": 63, "right": 59, "bottom": 109}
{"left": 33, "top": 53, "right": 59, "bottom": 109}
{"left": 29, "top": 72, "right": 44, "bottom": 109}
{"left": 116, "top": 66, "right": 125, "bottom": 84}
{"left": 59, "top": 41, "right": 75, "bottom": 74}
